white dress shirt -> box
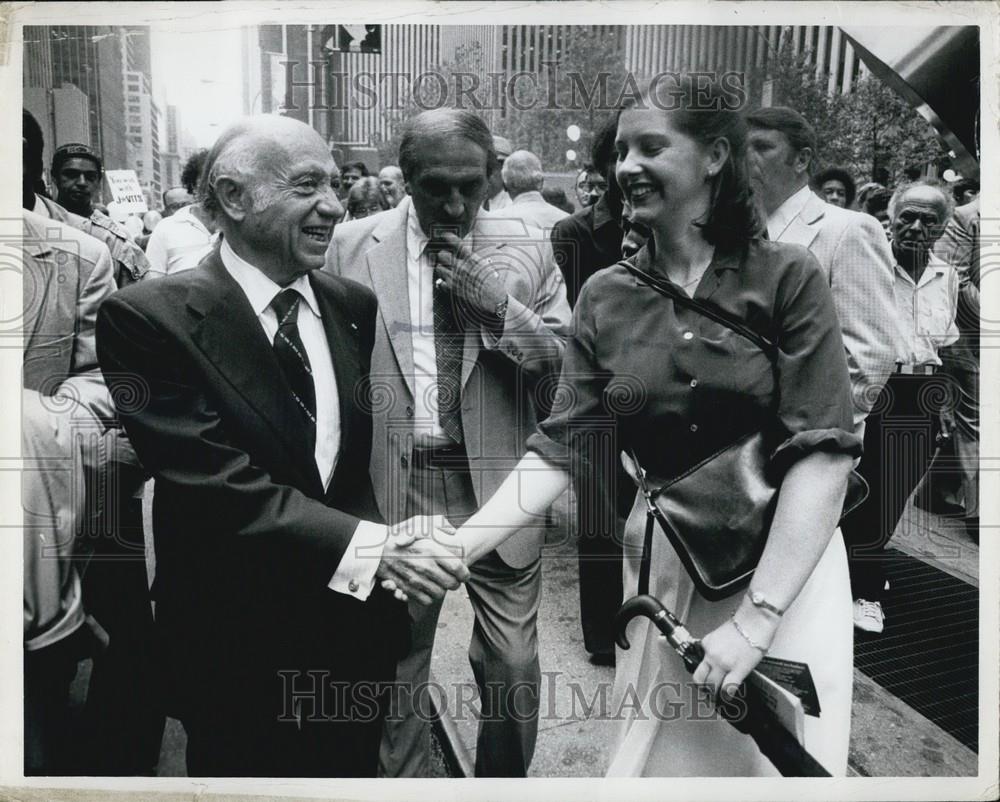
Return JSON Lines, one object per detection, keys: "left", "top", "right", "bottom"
{"left": 406, "top": 201, "right": 462, "bottom": 447}
{"left": 146, "top": 204, "right": 216, "bottom": 276}
{"left": 892, "top": 252, "right": 960, "bottom": 366}
{"left": 220, "top": 239, "right": 383, "bottom": 600}
{"left": 766, "top": 184, "right": 815, "bottom": 241}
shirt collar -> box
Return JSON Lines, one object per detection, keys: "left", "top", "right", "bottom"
{"left": 894, "top": 251, "right": 948, "bottom": 288}
{"left": 406, "top": 200, "right": 430, "bottom": 260}
{"left": 767, "top": 184, "right": 814, "bottom": 240}
{"left": 220, "top": 238, "right": 320, "bottom": 318}
{"left": 173, "top": 203, "right": 211, "bottom": 233}
{"left": 512, "top": 190, "right": 544, "bottom": 206}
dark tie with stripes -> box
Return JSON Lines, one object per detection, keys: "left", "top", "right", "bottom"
{"left": 428, "top": 249, "right": 465, "bottom": 444}
{"left": 270, "top": 288, "right": 317, "bottom": 447}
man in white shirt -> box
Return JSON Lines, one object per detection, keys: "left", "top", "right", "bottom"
{"left": 328, "top": 109, "right": 571, "bottom": 778}
{"left": 147, "top": 150, "right": 217, "bottom": 275}
{"left": 96, "top": 115, "right": 468, "bottom": 777}
{"left": 839, "top": 181, "right": 958, "bottom": 634}
{"left": 500, "top": 149, "right": 570, "bottom": 232}
{"left": 145, "top": 202, "right": 216, "bottom": 275}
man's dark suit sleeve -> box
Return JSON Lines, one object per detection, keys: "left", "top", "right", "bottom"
{"left": 550, "top": 217, "right": 579, "bottom": 307}
{"left": 96, "top": 293, "right": 368, "bottom": 585}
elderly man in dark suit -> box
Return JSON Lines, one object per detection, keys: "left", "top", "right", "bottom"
{"left": 327, "top": 108, "right": 571, "bottom": 777}
{"left": 96, "top": 115, "right": 468, "bottom": 777}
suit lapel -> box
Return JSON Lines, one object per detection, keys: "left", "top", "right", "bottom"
{"left": 187, "top": 251, "right": 322, "bottom": 492}
{"left": 366, "top": 213, "right": 416, "bottom": 398}
{"left": 780, "top": 191, "right": 825, "bottom": 249}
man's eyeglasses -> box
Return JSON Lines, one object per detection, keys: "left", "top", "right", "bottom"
{"left": 583, "top": 180, "right": 608, "bottom": 193}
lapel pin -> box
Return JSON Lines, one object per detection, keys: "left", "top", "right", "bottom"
{"left": 350, "top": 322, "right": 358, "bottom": 330}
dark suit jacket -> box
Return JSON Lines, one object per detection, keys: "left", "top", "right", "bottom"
{"left": 550, "top": 194, "right": 624, "bottom": 308}
{"left": 96, "top": 246, "right": 405, "bottom": 718}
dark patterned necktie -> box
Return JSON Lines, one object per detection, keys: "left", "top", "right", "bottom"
{"left": 428, "top": 249, "right": 464, "bottom": 444}
{"left": 270, "top": 288, "right": 317, "bottom": 447}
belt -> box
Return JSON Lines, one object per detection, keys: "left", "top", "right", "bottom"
{"left": 895, "top": 363, "right": 938, "bottom": 375}
{"left": 411, "top": 442, "right": 467, "bottom": 469}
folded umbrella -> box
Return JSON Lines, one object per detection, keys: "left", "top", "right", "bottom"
{"left": 615, "top": 594, "right": 831, "bottom": 777}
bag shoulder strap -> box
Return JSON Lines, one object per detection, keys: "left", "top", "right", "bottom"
{"left": 621, "top": 260, "right": 776, "bottom": 357}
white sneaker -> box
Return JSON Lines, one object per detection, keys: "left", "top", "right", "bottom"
{"left": 853, "top": 599, "right": 885, "bottom": 634}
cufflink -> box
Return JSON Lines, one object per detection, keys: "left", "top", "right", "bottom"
{"left": 348, "top": 580, "right": 359, "bottom": 593}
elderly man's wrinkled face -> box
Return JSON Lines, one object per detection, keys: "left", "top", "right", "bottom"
{"left": 378, "top": 169, "right": 406, "bottom": 207}
{"left": 891, "top": 186, "right": 948, "bottom": 265}
{"left": 240, "top": 128, "right": 343, "bottom": 279}
{"left": 408, "top": 134, "right": 490, "bottom": 241}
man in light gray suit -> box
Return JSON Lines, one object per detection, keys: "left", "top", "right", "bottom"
{"left": 326, "top": 109, "right": 571, "bottom": 777}
{"left": 500, "top": 149, "right": 571, "bottom": 233}
{"left": 22, "top": 209, "right": 116, "bottom": 773}
{"left": 747, "top": 107, "right": 903, "bottom": 631}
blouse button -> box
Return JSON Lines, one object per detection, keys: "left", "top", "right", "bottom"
{"left": 689, "top": 423, "right": 699, "bottom": 433}
{"left": 682, "top": 331, "right": 694, "bottom": 341}
{"left": 689, "top": 379, "right": 698, "bottom": 388}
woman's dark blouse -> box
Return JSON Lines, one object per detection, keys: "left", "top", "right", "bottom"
{"left": 528, "top": 239, "right": 863, "bottom": 481}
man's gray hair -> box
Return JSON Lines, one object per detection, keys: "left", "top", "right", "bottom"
{"left": 398, "top": 108, "right": 496, "bottom": 181}
{"left": 887, "top": 178, "right": 955, "bottom": 223}
{"left": 200, "top": 119, "right": 282, "bottom": 220}
{"left": 501, "top": 150, "right": 544, "bottom": 197}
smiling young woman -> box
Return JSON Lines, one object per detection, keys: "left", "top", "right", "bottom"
{"left": 445, "top": 75, "right": 861, "bottom": 777}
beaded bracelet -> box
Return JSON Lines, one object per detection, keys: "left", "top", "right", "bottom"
{"left": 730, "top": 615, "right": 769, "bottom": 655}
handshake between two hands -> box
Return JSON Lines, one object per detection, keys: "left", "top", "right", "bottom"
{"left": 375, "top": 515, "right": 471, "bottom": 606}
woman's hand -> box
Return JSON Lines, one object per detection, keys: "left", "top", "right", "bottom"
{"left": 692, "top": 615, "right": 775, "bottom": 702}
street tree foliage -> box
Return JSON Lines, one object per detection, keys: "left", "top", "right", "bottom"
{"left": 744, "top": 39, "right": 948, "bottom": 186}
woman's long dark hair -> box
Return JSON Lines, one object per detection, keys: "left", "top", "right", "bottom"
{"left": 616, "top": 75, "right": 761, "bottom": 249}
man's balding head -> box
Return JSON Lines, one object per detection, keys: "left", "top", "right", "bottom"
{"left": 889, "top": 180, "right": 953, "bottom": 273}
{"left": 398, "top": 109, "right": 496, "bottom": 184}
{"left": 201, "top": 115, "right": 343, "bottom": 283}
{"left": 378, "top": 165, "right": 406, "bottom": 208}
{"left": 501, "top": 150, "right": 544, "bottom": 198}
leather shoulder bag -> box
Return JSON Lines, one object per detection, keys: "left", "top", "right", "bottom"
{"left": 621, "top": 260, "right": 868, "bottom": 601}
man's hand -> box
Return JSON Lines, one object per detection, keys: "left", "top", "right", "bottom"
{"left": 375, "top": 516, "right": 468, "bottom": 605}
{"left": 431, "top": 231, "right": 507, "bottom": 319}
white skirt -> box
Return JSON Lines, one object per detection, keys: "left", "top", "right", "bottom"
{"left": 606, "top": 492, "right": 854, "bottom": 777}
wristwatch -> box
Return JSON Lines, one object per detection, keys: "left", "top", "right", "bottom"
{"left": 747, "top": 589, "right": 784, "bottom": 617}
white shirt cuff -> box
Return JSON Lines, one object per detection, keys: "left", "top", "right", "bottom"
{"left": 327, "top": 520, "right": 387, "bottom": 601}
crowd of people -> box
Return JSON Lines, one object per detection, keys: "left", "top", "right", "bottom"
{"left": 20, "top": 75, "right": 979, "bottom": 780}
